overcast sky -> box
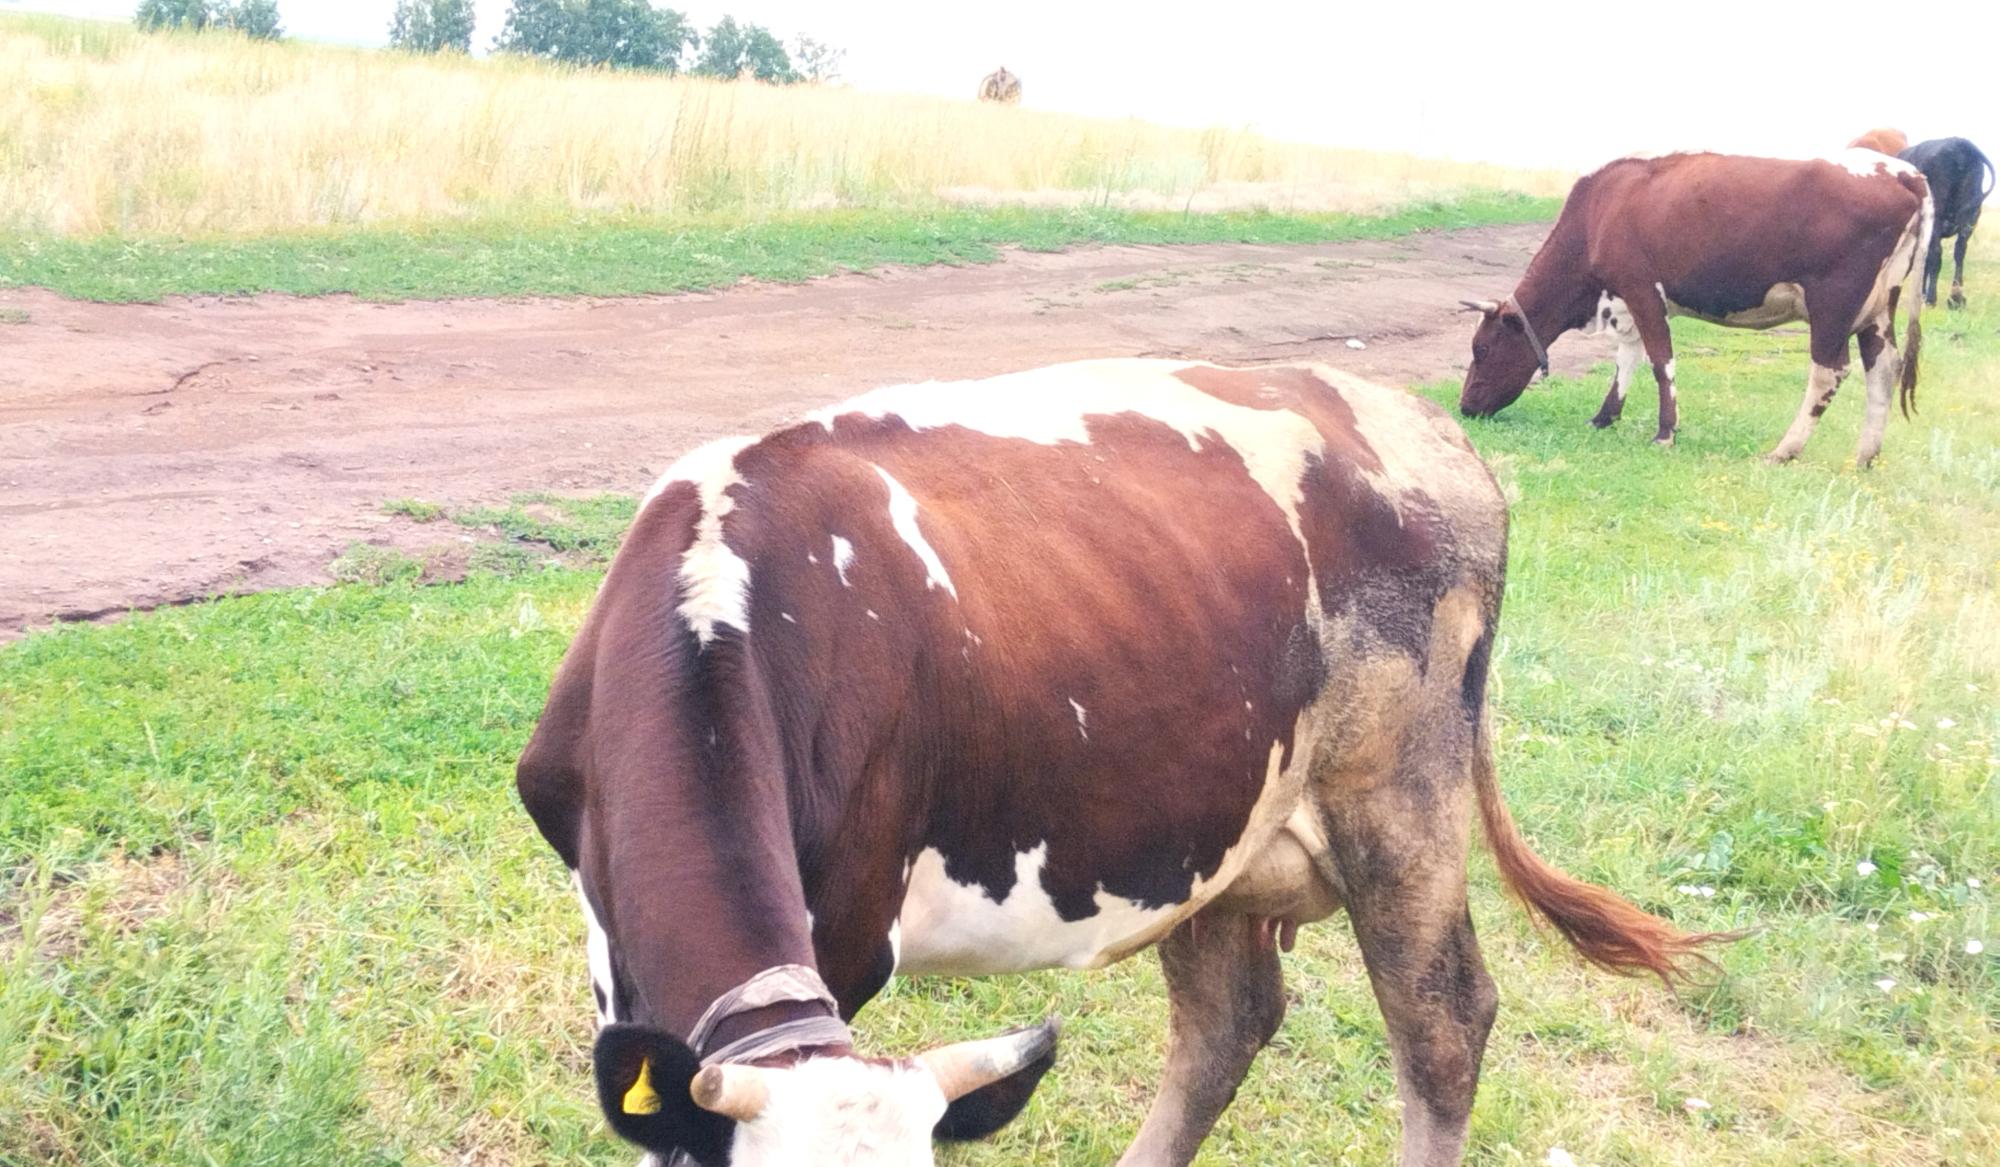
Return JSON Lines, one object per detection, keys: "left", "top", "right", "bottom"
{"left": 6, "top": 0, "right": 1996, "bottom": 170}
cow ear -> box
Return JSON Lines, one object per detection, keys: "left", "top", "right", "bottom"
{"left": 931, "top": 1022, "right": 1059, "bottom": 1142}
{"left": 594, "top": 1024, "right": 735, "bottom": 1164}
{"left": 1499, "top": 311, "right": 1526, "bottom": 334}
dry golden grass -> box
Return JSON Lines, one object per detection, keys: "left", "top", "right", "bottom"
{"left": 0, "top": 15, "right": 1573, "bottom": 236}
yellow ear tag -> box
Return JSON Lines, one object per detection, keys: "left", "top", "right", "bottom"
{"left": 622, "top": 1057, "right": 663, "bottom": 1115}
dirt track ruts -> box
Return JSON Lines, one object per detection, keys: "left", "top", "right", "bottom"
{"left": 0, "top": 222, "right": 1599, "bottom": 639}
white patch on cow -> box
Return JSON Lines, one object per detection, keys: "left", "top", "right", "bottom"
{"left": 1613, "top": 148, "right": 1920, "bottom": 183}
{"left": 727, "top": 1058, "right": 946, "bottom": 1167}
{"left": 1069, "top": 698, "right": 1088, "bottom": 738}
{"left": 866, "top": 608, "right": 880, "bottom": 620}
{"left": 887, "top": 920, "right": 903, "bottom": 972}
{"left": 831, "top": 536, "right": 856, "bottom": 587}
{"left": 1825, "top": 147, "right": 1922, "bottom": 180}
{"left": 1664, "top": 359, "right": 1677, "bottom": 383}
{"left": 809, "top": 359, "right": 1325, "bottom": 605}
{"left": 896, "top": 742, "right": 1304, "bottom": 976}
{"left": 643, "top": 436, "right": 758, "bottom": 646}
{"left": 1308, "top": 366, "right": 1495, "bottom": 532}
{"left": 1583, "top": 291, "right": 1631, "bottom": 338}
{"left": 781, "top": 611, "right": 797, "bottom": 624}
{"left": 895, "top": 844, "right": 1182, "bottom": 975}
{"left": 871, "top": 465, "right": 958, "bottom": 598}
{"left": 573, "top": 871, "right": 617, "bottom": 1028}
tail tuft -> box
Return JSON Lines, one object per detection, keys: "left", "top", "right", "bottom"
{"left": 1473, "top": 722, "right": 1737, "bottom": 985}
{"left": 1899, "top": 313, "right": 1922, "bottom": 419}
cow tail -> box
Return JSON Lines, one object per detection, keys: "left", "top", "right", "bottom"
{"left": 1900, "top": 189, "right": 1933, "bottom": 419}
{"left": 1472, "top": 713, "right": 1731, "bottom": 985}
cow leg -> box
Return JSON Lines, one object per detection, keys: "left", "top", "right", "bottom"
{"left": 1116, "top": 911, "right": 1286, "bottom": 1167}
{"left": 1615, "top": 285, "right": 1679, "bottom": 443}
{"left": 1767, "top": 292, "right": 1867, "bottom": 463}
{"left": 1590, "top": 327, "right": 1644, "bottom": 429}
{"left": 1950, "top": 230, "right": 1972, "bottom": 309}
{"left": 1852, "top": 325, "right": 1900, "bottom": 468}
{"left": 1766, "top": 361, "right": 1848, "bottom": 464}
{"left": 1325, "top": 716, "right": 1495, "bottom": 1164}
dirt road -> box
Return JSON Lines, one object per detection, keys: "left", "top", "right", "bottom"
{"left": 0, "top": 222, "right": 1595, "bottom": 638}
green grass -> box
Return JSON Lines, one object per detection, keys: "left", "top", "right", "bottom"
{"left": 0, "top": 192, "right": 1558, "bottom": 303}
{"left": 4, "top": 260, "right": 1998, "bottom": 1167}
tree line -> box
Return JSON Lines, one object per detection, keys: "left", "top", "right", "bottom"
{"left": 135, "top": 0, "right": 282, "bottom": 39}
{"left": 134, "top": 0, "right": 842, "bottom": 84}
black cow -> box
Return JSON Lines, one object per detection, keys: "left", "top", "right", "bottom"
{"left": 1899, "top": 137, "right": 1993, "bottom": 308}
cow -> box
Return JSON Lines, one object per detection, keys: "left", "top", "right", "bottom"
{"left": 1898, "top": 137, "right": 1993, "bottom": 308}
{"left": 515, "top": 358, "right": 1724, "bottom": 1167}
{"left": 977, "top": 66, "right": 1021, "bottom": 104}
{"left": 1458, "top": 151, "right": 1932, "bottom": 468}
{"left": 1850, "top": 127, "right": 1909, "bottom": 155}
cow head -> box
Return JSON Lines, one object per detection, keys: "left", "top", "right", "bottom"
{"left": 1457, "top": 299, "right": 1542, "bottom": 417}
{"left": 594, "top": 1019, "right": 1060, "bottom": 1166}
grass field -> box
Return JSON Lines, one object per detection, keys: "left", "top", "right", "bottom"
{"left": 4, "top": 246, "right": 1996, "bottom": 1166}
{"left": 0, "top": 14, "right": 1570, "bottom": 238}
{"left": 0, "top": 191, "right": 1559, "bottom": 302}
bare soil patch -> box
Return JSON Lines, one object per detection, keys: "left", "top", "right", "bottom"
{"left": 0, "top": 224, "right": 1595, "bottom": 638}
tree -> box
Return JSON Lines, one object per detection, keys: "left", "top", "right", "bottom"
{"left": 694, "top": 15, "right": 796, "bottom": 83}
{"left": 494, "top": 0, "right": 695, "bottom": 72}
{"left": 494, "top": 0, "right": 572, "bottom": 61}
{"left": 135, "top": 0, "right": 214, "bottom": 32}
{"left": 791, "top": 35, "right": 843, "bottom": 83}
{"left": 570, "top": 0, "right": 694, "bottom": 72}
{"left": 391, "top": 0, "right": 476, "bottom": 54}
{"left": 136, "top": 0, "right": 283, "bottom": 39}
{"left": 218, "top": 0, "right": 282, "bottom": 40}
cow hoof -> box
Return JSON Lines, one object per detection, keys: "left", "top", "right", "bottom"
{"left": 1651, "top": 433, "right": 1675, "bottom": 447}
{"left": 1948, "top": 292, "right": 1967, "bottom": 310}
{"left": 1763, "top": 451, "right": 1795, "bottom": 466}
{"left": 1590, "top": 415, "right": 1617, "bottom": 429}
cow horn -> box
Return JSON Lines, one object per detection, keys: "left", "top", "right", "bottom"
{"left": 689, "top": 1064, "right": 772, "bottom": 1122}
{"left": 918, "top": 1018, "right": 1060, "bottom": 1101}
{"left": 1459, "top": 299, "right": 1502, "bottom": 315}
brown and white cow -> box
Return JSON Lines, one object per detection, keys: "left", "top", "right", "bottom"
{"left": 1458, "top": 151, "right": 1933, "bottom": 467}
{"left": 517, "top": 359, "right": 1721, "bottom": 1167}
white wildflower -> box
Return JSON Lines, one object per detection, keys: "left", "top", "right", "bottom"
{"left": 1545, "top": 1150, "right": 1579, "bottom": 1167}
{"left": 1874, "top": 977, "right": 1896, "bottom": 992}
{"left": 1967, "top": 877, "right": 1982, "bottom": 889}
{"left": 1865, "top": 921, "right": 1880, "bottom": 932}
{"left": 1967, "top": 939, "right": 1985, "bottom": 956}
{"left": 1684, "top": 1097, "right": 1712, "bottom": 1112}
{"left": 1856, "top": 860, "right": 1877, "bottom": 877}
{"left": 1908, "top": 911, "right": 1932, "bottom": 925}
{"left": 1937, "top": 718, "right": 1957, "bottom": 730}
{"left": 1898, "top": 719, "right": 1918, "bottom": 731}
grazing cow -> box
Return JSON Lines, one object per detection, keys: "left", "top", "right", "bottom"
{"left": 1458, "top": 151, "right": 1932, "bottom": 467}
{"left": 977, "top": 66, "right": 1021, "bottom": 104}
{"left": 1898, "top": 137, "right": 1993, "bottom": 308}
{"left": 1850, "top": 127, "right": 1909, "bottom": 155}
{"left": 517, "top": 359, "right": 1722, "bottom": 1167}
